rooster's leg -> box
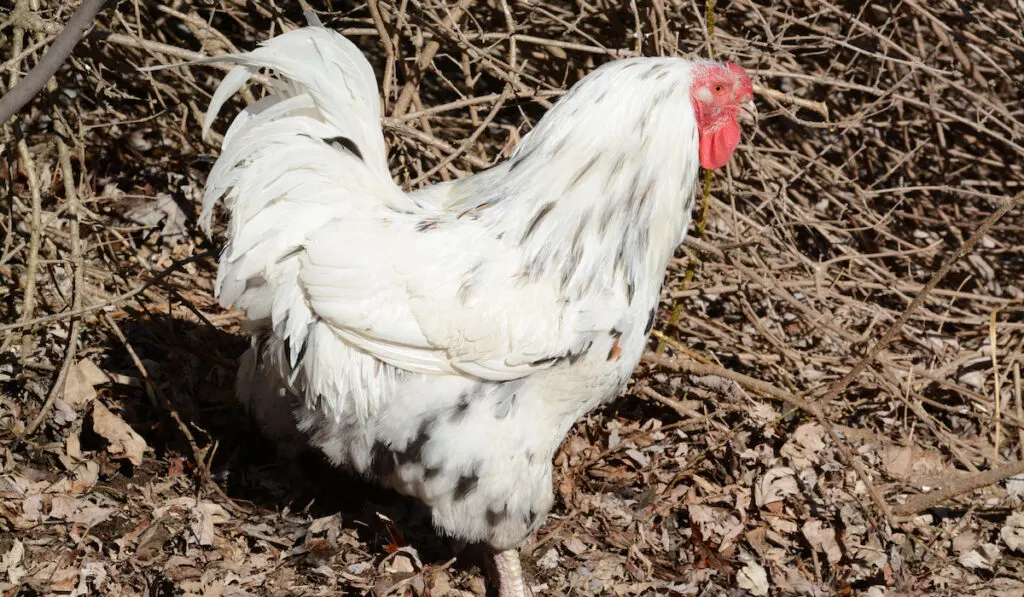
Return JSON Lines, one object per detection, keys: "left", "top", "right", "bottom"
{"left": 493, "top": 549, "right": 532, "bottom": 597}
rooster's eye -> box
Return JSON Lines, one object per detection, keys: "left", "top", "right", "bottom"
{"left": 713, "top": 85, "right": 724, "bottom": 94}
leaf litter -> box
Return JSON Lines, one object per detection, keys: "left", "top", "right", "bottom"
{"left": 2, "top": 0, "right": 1024, "bottom": 595}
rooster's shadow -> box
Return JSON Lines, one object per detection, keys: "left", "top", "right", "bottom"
{"left": 100, "top": 309, "right": 491, "bottom": 585}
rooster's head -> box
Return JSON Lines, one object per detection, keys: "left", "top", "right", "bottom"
{"left": 690, "top": 62, "right": 755, "bottom": 170}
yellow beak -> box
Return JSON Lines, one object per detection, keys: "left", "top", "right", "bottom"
{"left": 738, "top": 99, "right": 758, "bottom": 125}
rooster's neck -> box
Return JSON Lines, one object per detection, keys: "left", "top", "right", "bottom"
{"left": 452, "top": 58, "right": 704, "bottom": 305}
{"left": 505, "top": 145, "right": 700, "bottom": 305}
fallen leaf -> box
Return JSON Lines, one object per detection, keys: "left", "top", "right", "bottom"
{"left": 74, "top": 562, "right": 107, "bottom": 597}
{"left": 64, "top": 359, "right": 109, "bottom": 407}
{"left": 537, "top": 547, "right": 560, "bottom": 570}
{"left": 802, "top": 520, "right": 842, "bottom": 565}
{"left": 134, "top": 519, "right": 175, "bottom": 562}
{"left": 92, "top": 401, "right": 147, "bottom": 466}
{"left": 748, "top": 402, "right": 780, "bottom": 426}
{"left": 427, "top": 571, "right": 452, "bottom": 595}
{"left": 125, "top": 194, "right": 188, "bottom": 244}
{"left": 689, "top": 504, "right": 743, "bottom": 546}
{"left": 191, "top": 501, "right": 229, "bottom": 547}
{"left": 51, "top": 399, "right": 78, "bottom": 426}
{"left": 59, "top": 432, "right": 99, "bottom": 483}
{"left": 737, "top": 560, "right": 769, "bottom": 596}
{"left": 745, "top": 527, "right": 771, "bottom": 558}
{"left": 957, "top": 543, "right": 1000, "bottom": 570}
{"left": 756, "top": 467, "right": 798, "bottom": 508}
{"left": 1000, "top": 512, "right": 1024, "bottom": 554}
{"left": 49, "top": 565, "right": 80, "bottom": 592}
{"left": 952, "top": 529, "right": 978, "bottom": 554}
{"left": 164, "top": 555, "right": 203, "bottom": 581}
{"left": 308, "top": 514, "right": 339, "bottom": 535}
{"left": 564, "top": 536, "right": 588, "bottom": 555}
{"left": 689, "top": 519, "right": 733, "bottom": 575}
{"left": 790, "top": 423, "right": 826, "bottom": 453}
{"left": 882, "top": 445, "right": 946, "bottom": 481}
{"left": 1, "top": 538, "right": 25, "bottom": 584}
{"left": 48, "top": 495, "right": 113, "bottom": 527}
{"left": 1007, "top": 474, "right": 1024, "bottom": 498}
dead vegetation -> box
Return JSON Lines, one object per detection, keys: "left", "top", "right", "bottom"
{"left": 2, "top": 0, "right": 1024, "bottom": 595}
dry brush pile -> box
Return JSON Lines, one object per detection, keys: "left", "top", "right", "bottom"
{"left": 1, "top": 0, "right": 1023, "bottom": 595}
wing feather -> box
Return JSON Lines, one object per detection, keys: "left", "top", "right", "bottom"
{"left": 201, "top": 26, "right": 610, "bottom": 422}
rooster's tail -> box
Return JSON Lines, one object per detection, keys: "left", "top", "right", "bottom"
{"left": 195, "top": 25, "right": 408, "bottom": 414}
{"left": 196, "top": 23, "right": 403, "bottom": 308}
{"left": 199, "top": 22, "right": 391, "bottom": 226}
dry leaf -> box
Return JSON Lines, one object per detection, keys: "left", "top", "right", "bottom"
{"left": 49, "top": 566, "right": 80, "bottom": 592}
{"left": 748, "top": 402, "right": 780, "bottom": 426}
{"left": 1006, "top": 474, "right": 1024, "bottom": 498}
{"left": 59, "top": 432, "right": 100, "bottom": 483}
{"left": 1000, "top": 512, "right": 1024, "bottom": 554}
{"left": 191, "top": 501, "right": 230, "bottom": 546}
{"left": 64, "top": 359, "right": 109, "bottom": 407}
{"left": 48, "top": 495, "right": 114, "bottom": 526}
{"left": 802, "top": 520, "right": 842, "bottom": 565}
{"left": 125, "top": 194, "right": 188, "bottom": 244}
{"left": 952, "top": 530, "right": 979, "bottom": 554}
{"left": 1, "top": 538, "right": 25, "bottom": 585}
{"left": 745, "top": 527, "right": 771, "bottom": 558}
{"left": 51, "top": 399, "right": 79, "bottom": 426}
{"left": 780, "top": 424, "right": 826, "bottom": 469}
{"left": 957, "top": 543, "right": 1000, "bottom": 570}
{"left": 427, "top": 571, "right": 452, "bottom": 595}
{"left": 564, "top": 536, "right": 588, "bottom": 555}
{"left": 689, "top": 504, "right": 743, "bottom": 546}
{"left": 790, "top": 423, "right": 826, "bottom": 453}
{"left": 756, "top": 467, "right": 798, "bottom": 508}
{"left": 152, "top": 498, "right": 230, "bottom": 547}
{"left": 92, "top": 401, "right": 147, "bottom": 466}
{"left": 882, "top": 445, "right": 946, "bottom": 482}
{"left": 537, "top": 547, "right": 560, "bottom": 570}
{"left": 737, "top": 560, "right": 769, "bottom": 596}
{"left": 74, "top": 562, "right": 108, "bottom": 597}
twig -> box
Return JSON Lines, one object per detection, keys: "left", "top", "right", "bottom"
{"left": 638, "top": 384, "right": 730, "bottom": 434}
{"left": 991, "top": 308, "right": 1003, "bottom": 461}
{"left": 0, "top": 252, "right": 214, "bottom": 334}
{"left": 892, "top": 458, "right": 1024, "bottom": 517}
{"left": 387, "top": 88, "right": 563, "bottom": 124}
{"left": 643, "top": 352, "right": 815, "bottom": 414}
{"left": 24, "top": 131, "right": 84, "bottom": 436}
{"left": 5, "top": 0, "right": 28, "bottom": 90}
{"left": 409, "top": 85, "right": 511, "bottom": 185}
{"left": 12, "top": 137, "right": 43, "bottom": 361}
{"left": 1016, "top": 363, "right": 1024, "bottom": 462}
{"left": 0, "top": 0, "right": 109, "bottom": 125}
{"left": 0, "top": 32, "right": 58, "bottom": 75}
{"left": 810, "top": 191, "right": 1024, "bottom": 404}
{"left": 368, "top": 0, "right": 397, "bottom": 106}
{"left": 392, "top": 0, "right": 474, "bottom": 116}
{"left": 101, "top": 312, "right": 246, "bottom": 515}
{"left": 704, "top": 0, "right": 717, "bottom": 56}
{"left": 386, "top": 122, "right": 491, "bottom": 170}
{"left": 752, "top": 83, "right": 829, "bottom": 120}
{"left": 644, "top": 349, "right": 897, "bottom": 529}
{"left": 102, "top": 33, "right": 244, "bottom": 74}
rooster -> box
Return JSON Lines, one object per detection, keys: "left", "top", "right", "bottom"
{"left": 197, "top": 19, "right": 753, "bottom": 597}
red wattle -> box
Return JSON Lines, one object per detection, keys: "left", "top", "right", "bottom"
{"left": 699, "top": 118, "right": 742, "bottom": 170}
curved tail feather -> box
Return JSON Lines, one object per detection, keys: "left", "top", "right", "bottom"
{"left": 198, "top": 27, "right": 409, "bottom": 422}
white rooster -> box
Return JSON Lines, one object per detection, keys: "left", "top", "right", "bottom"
{"left": 197, "top": 19, "right": 753, "bottom": 597}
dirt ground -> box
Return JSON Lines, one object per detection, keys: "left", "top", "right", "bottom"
{"left": 2, "top": 0, "right": 1024, "bottom": 595}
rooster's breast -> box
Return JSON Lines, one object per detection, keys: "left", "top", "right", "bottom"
{"left": 293, "top": 296, "right": 654, "bottom": 550}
